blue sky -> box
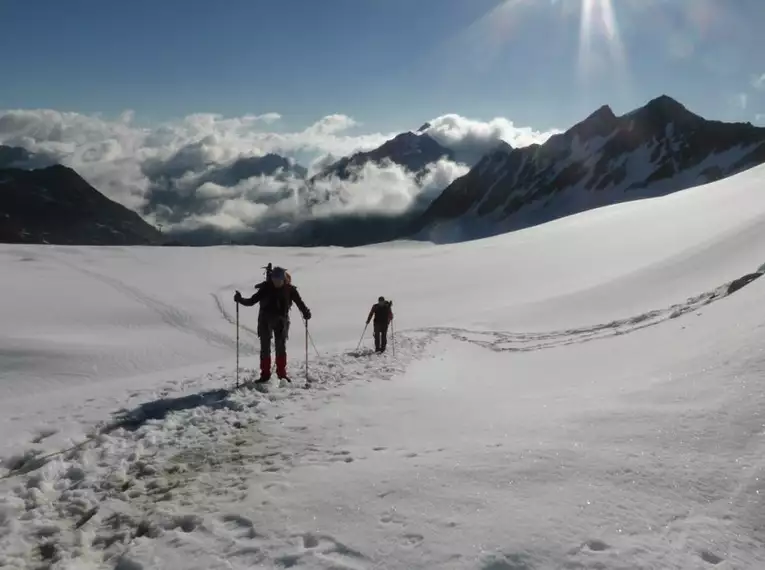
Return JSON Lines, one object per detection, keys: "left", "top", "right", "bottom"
{"left": 1, "top": 0, "right": 764, "bottom": 133}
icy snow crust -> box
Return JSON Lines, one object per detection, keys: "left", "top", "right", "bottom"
{"left": 3, "top": 164, "right": 765, "bottom": 568}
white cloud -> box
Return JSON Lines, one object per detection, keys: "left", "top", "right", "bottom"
{"left": 175, "top": 198, "right": 271, "bottom": 232}
{"left": 303, "top": 114, "right": 358, "bottom": 136}
{"left": 753, "top": 73, "right": 765, "bottom": 91}
{"left": 305, "top": 158, "right": 471, "bottom": 219}
{"left": 0, "top": 107, "right": 558, "bottom": 240}
{"left": 424, "top": 114, "right": 560, "bottom": 165}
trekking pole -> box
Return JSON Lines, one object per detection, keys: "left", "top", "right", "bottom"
{"left": 307, "top": 330, "right": 321, "bottom": 358}
{"left": 235, "top": 301, "right": 240, "bottom": 388}
{"left": 304, "top": 319, "right": 309, "bottom": 382}
{"left": 355, "top": 323, "right": 369, "bottom": 352}
{"left": 392, "top": 319, "right": 395, "bottom": 357}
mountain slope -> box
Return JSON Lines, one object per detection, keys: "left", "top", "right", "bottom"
{"left": 412, "top": 95, "right": 765, "bottom": 242}
{"left": 204, "top": 153, "right": 307, "bottom": 186}
{"left": 0, "top": 144, "right": 58, "bottom": 170}
{"left": 0, "top": 165, "right": 163, "bottom": 245}
{"left": 312, "top": 130, "right": 455, "bottom": 182}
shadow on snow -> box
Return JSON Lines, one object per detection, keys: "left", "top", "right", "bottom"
{"left": 111, "top": 388, "right": 236, "bottom": 431}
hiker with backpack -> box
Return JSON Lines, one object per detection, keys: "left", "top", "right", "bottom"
{"left": 234, "top": 265, "right": 311, "bottom": 382}
{"left": 366, "top": 296, "right": 393, "bottom": 353}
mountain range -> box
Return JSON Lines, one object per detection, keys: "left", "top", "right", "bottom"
{"left": 412, "top": 95, "right": 765, "bottom": 242}
{"left": 2, "top": 95, "right": 765, "bottom": 247}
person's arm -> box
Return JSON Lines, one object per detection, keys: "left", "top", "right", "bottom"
{"left": 291, "top": 286, "right": 311, "bottom": 319}
{"left": 234, "top": 287, "right": 263, "bottom": 307}
{"left": 366, "top": 306, "right": 374, "bottom": 324}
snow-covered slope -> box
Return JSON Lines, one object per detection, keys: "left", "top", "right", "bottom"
{"left": 414, "top": 95, "right": 765, "bottom": 243}
{"left": 3, "top": 164, "right": 765, "bottom": 568}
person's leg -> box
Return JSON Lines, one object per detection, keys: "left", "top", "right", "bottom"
{"left": 373, "top": 324, "right": 381, "bottom": 352}
{"left": 274, "top": 318, "right": 289, "bottom": 378}
{"left": 258, "top": 318, "right": 272, "bottom": 380}
{"left": 380, "top": 323, "right": 389, "bottom": 352}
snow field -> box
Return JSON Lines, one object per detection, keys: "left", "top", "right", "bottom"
{"left": 2, "top": 164, "right": 765, "bottom": 568}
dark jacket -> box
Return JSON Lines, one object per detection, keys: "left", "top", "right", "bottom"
{"left": 239, "top": 280, "right": 310, "bottom": 321}
{"left": 367, "top": 301, "right": 393, "bottom": 326}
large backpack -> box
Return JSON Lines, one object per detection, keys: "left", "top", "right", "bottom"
{"left": 373, "top": 300, "right": 392, "bottom": 322}
{"left": 254, "top": 264, "right": 295, "bottom": 312}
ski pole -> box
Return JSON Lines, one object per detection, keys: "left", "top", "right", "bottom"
{"left": 305, "top": 319, "right": 309, "bottom": 382}
{"left": 307, "top": 330, "right": 321, "bottom": 358}
{"left": 355, "top": 323, "right": 369, "bottom": 352}
{"left": 391, "top": 319, "right": 395, "bottom": 357}
{"left": 235, "top": 301, "right": 240, "bottom": 388}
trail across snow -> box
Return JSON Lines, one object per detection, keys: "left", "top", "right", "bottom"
{"left": 3, "top": 282, "right": 765, "bottom": 569}
{"left": 3, "top": 164, "right": 765, "bottom": 569}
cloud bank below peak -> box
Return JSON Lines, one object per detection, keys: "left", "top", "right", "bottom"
{"left": 423, "top": 114, "right": 562, "bottom": 166}
{"left": 0, "top": 107, "right": 560, "bottom": 243}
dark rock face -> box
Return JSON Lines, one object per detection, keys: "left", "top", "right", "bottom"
{"left": 727, "top": 272, "right": 763, "bottom": 295}
{"left": 0, "top": 145, "right": 58, "bottom": 170}
{"left": 313, "top": 131, "right": 454, "bottom": 183}
{"left": 412, "top": 95, "right": 765, "bottom": 242}
{"left": 0, "top": 165, "right": 162, "bottom": 245}
{"left": 206, "top": 154, "right": 307, "bottom": 186}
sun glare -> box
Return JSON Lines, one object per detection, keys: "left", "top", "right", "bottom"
{"left": 577, "top": 0, "right": 628, "bottom": 81}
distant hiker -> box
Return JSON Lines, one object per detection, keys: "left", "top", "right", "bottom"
{"left": 234, "top": 266, "right": 311, "bottom": 382}
{"left": 366, "top": 296, "right": 393, "bottom": 353}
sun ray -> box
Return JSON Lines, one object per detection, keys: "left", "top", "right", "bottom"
{"left": 576, "top": 0, "right": 629, "bottom": 83}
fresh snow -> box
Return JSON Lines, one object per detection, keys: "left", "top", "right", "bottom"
{"left": 3, "top": 164, "right": 765, "bottom": 568}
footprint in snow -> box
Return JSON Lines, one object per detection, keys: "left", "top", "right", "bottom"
{"left": 400, "top": 533, "right": 424, "bottom": 547}
{"left": 379, "top": 510, "right": 406, "bottom": 526}
{"left": 584, "top": 539, "right": 609, "bottom": 552}
{"left": 330, "top": 450, "right": 355, "bottom": 463}
{"left": 275, "top": 533, "right": 369, "bottom": 569}
{"left": 218, "top": 513, "right": 259, "bottom": 540}
{"left": 31, "top": 428, "right": 58, "bottom": 444}
{"left": 568, "top": 539, "right": 610, "bottom": 555}
{"left": 700, "top": 550, "right": 724, "bottom": 565}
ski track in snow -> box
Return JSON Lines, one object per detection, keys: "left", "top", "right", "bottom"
{"left": 54, "top": 258, "right": 242, "bottom": 353}
{"left": 434, "top": 283, "right": 730, "bottom": 352}
{"left": 0, "top": 268, "right": 762, "bottom": 569}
